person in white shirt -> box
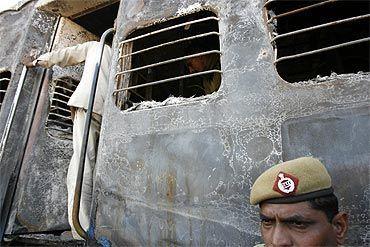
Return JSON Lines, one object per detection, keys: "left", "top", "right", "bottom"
{"left": 25, "top": 41, "right": 112, "bottom": 239}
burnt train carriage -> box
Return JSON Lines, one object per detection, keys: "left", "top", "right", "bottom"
{"left": 93, "top": 0, "right": 369, "bottom": 245}
{"left": 0, "top": 0, "right": 369, "bottom": 246}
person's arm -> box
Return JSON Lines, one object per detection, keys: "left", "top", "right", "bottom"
{"left": 30, "top": 41, "right": 97, "bottom": 68}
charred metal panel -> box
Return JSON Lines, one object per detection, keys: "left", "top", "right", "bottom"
{"left": 92, "top": 0, "right": 370, "bottom": 246}
{"left": 281, "top": 106, "right": 370, "bottom": 246}
{"left": 37, "top": 0, "right": 119, "bottom": 19}
{"left": 0, "top": 2, "right": 58, "bottom": 239}
{"left": 5, "top": 18, "right": 97, "bottom": 234}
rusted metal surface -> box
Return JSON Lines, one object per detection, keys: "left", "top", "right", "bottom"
{"left": 91, "top": 0, "right": 370, "bottom": 246}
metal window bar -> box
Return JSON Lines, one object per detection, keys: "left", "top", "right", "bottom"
{"left": 264, "top": 0, "right": 278, "bottom": 7}
{"left": 119, "top": 31, "right": 220, "bottom": 59}
{"left": 51, "top": 98, "right": 69, "bottom": 105}
{"left": 54, "top": 78, "right": 77, "bottom": 89}
{"left": 116, "top": 50, "right": 221, "bottom": 75}
{"left": 52, "top": 91, "right": 72, "bottom": 100}
{"left": 266, "top": 0, "right": 338, "bottom": 23}
{"left": 119, "top": 16, "right": 219, "bottom": 46}
{"left": 50, "top": 106, "right": 71, "bottom": 114}
{"left": 0, "top": 78, "right": 10, "bottom": 82}
{"left": 128, "top": 89, "right": 146, "bottom": 100}
{"left": 45, "top": 126, "right": 73, "bottom": 136}
{"left": 48, "top": 112, "right": 72, "bottom": 120}
{"left": 55, "top": 85, "right": 74, "bottom": 94}
{"left": 274, "top": 37, "right": 370, "bottom": 64}
{"left": 270, "top": 14, "right": 370, "bottom": 43}
{"left": 113, "top": 69, "right": 222, "bottom": 94}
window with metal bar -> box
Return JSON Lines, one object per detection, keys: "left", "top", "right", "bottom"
{"left": 46, "top": 77, "right": 78, "bottom": 139}
{"left": 114, "top": 10, "right": 221, "bottom": 110}
{"left": 0, "top": 71, "right": 11, "bottom": 113}
{"left": 264, "top": 0, "right": 370, "bottom": 83}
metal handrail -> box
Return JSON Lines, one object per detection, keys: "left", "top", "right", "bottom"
{"left": 72, "top": 27, "right": 115, "bottom": 240}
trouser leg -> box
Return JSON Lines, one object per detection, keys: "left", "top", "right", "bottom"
{"left": 66, "top": 108, "right": 101, "bottom": 239}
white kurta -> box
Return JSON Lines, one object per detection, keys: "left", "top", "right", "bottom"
{"left": 36, "top": 41, "right": 112, "bottom": 115}
{"left": 35, "top": 41, "right": 111, "bottom": 239}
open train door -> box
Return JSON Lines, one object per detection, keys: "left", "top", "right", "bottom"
{"left": 0, "top": 0, "right": 118, "bottom": 244}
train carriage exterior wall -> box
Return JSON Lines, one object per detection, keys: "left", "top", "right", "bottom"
{"left": 0, "top": 0, "right": 368, "bottom": 246}
{"left": 91, "top": 0, "right": 369, "bottom": 246}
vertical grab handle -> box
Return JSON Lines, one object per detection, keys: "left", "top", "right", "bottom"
{"left": 72, "top": 28, "right": 115, "bottom": 240}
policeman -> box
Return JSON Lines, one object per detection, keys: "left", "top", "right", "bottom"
{"left": 250, "top": 157, "right": 348, "bottom": 246}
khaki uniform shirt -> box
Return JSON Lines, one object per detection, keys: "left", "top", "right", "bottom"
{"left": 37, "top": 41, "right": 112, "bottom": 116}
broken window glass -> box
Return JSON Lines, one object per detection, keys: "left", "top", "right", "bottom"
{"left": 115, "top": 10, "right": 222, "bottom": 110}
{"left": 264, "top": 0, "right": 370, "bottom": 82}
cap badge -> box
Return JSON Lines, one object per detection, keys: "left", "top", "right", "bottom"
{"left": 273, "top": 172, "right": 299, "bottom": 195}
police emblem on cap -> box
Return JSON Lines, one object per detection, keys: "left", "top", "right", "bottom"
{"left": 273, "top": 172, "right": 299, "bottom": 195}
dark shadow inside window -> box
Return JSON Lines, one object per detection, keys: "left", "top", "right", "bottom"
{"left": 0, "top": 71, "right": 11, "bottom": 112}
{"left": 266, "top": 0, "right": 369, "bottom": 82}
{"left": 73, "top": 2, "right": 119, "bottom": 43}
{"left": 122, "top": 10, "right": 221, "bottom": 108}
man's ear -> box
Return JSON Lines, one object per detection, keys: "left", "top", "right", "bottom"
{"left": 332, "top": 212, "right": 348, "bottom": 245}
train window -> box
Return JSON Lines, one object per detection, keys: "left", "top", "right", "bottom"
{"left": 45, "top": 77, "right": 78, "bottom": 139}
{"left": 114, "top": 10, "right": 221, "bottom": 110}
{"left": 264, "top": 0, "right": 370, "bottom": 83}
{"left": 73, "top": 2, "right": 119, "bottom": 42}
{"left": 0, "top": 71, "right": 11, "bottom": 112}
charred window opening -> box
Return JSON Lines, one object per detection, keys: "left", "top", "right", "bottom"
{"left": 0, "top": 71, "right": 11, "bottom": 112}
{"left": 264, "top": 0, "right": 370, "bottom": 83}
{"left": 114, "top": 10, "right": 221, "bottom": 110}
{"left": 73, "top": 2, "right": 119, "bottom": 43}
{"left": 46, "top": 77, "right": 78, "bottom": 138}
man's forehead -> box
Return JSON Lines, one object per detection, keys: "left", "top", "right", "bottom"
{"left": 260, "top": 201, "right": 318, "bottom": 219}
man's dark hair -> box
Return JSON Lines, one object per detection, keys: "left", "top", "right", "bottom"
{"left": 308, "top": 194, "right": 339, "bottom": 222}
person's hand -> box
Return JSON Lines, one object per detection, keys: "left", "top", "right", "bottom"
{"left": 22, "top": 55, "right": 36, "bottom": 68}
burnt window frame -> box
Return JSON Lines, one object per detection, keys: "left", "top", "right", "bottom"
{"left": 263, "top": 0, "right": 370, "bottom": 83}
{"left": 114, "top": 10, "right": 222, "bottom": 110}
{"left": 45, "top": 76, "right": 78, "bottom": 139}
